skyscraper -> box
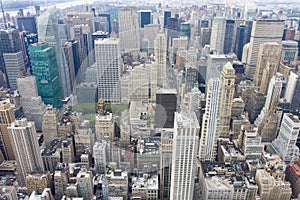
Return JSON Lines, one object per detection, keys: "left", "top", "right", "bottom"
{"left": 164, "top": 11, "right": 171, "bottom": 29}
{"left": 0, "top": 29, "right": 22, "bottom": 82}
{"left": 138, "top": 10, "right": 152, "bottom": 28}
{"left": 29, "top": 43, "right": 62, "bottom": 108}
{"left": 269, "top": 113, "right": 300, "bottom": 163}
{"left": 8, "top": 118, "right": 44, "bottom": 186}
{"left": 254, "top": 42, "right": 281, "bottom": 94}
{"left": 17, "top": 75, "right": 47, "bottom": 132}
{"left": 42, "top": 108, "right": 59, "bottom": 146}
{"left": 118, "top": 7, "right": 140, "bottom": 53}
{"left": 3, "top": 51, "right": 25, "bottom": 90}
{"left": 170, "top": 112, "right": 199, "bottom": 200}
{"left": 95, "top": 38, "right": 121, "bottom": 103}
{"left": 37, "top": 7, "right": 72, "bottom": 99}
{"left": 17, "top": 16, "right": 37, "bottom": 34}
{"left": 244, "top": 19, "right": 284, "bottom": 79}
{"left": 210, "top": 17, "right": 226, "bottom": 54}
{"left": 154, "top": 31, "right": 168, "bottom": 89}
{"left": 223, "top": 19, "right": 235, "bottom": 54}
{"left": 0, "top": 100, "right": 15, "bottom": 160}
{"left": 199, "top": 78, "right": 221, "bottom": 161}
{"left": 281, "top": 40, "right": 298, "bottom": 64}
{"left": 284, "top": 71, "right": 300, "bottom": 110}
{"left": 255, "top": 74, "right": 283, "bottom": 142}
{"left": 219, "top": 62, "right": 235, "bottom": 137}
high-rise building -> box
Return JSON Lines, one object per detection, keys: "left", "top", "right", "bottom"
{"left": 37, "top": 8, "right": 72, "bottom": 99}
{"left": 170, "top": 112, "right": 199, "bottom": 200}
{"left": 17, "top": 75, "right": 47, "bottom": 132}
{"left": 0, "top": 29, "right": 22, "bottom": 82}
{"left": 255, "top": 74, "right": 283, "bottom": 142}
{"left": 180, "top": 22, "right": 191, "bottom": 38}
{"left": 210, "top": 17, "right": 226, "bottom": 54}
{"left": 269, "top": 113, "right": 300, "bottom": 163}
{"left": 234, "top": 24, "right": 248, "bottom": 60}
{"left": 199, "top": 78, "right": 221, "bottom": 161}
{"left": 244, "top": 19, "right": 284, "bottom": 79}
{"left": 138, "top": 10, "right": 152, "bottom": 28}
{"left": 118, "top": 7, "right": 140, "bottom": 53}
{"left": 95, "top": 13, "right": 111, "bottom": 33}
{"left": 205, "top": 54, "right": 233, "bottom": 84}
{"left": 42, "top": 108, "right": 59, "bottom": 146}
{"left": 62, "top": 42, "right": 76, "bottom": 90}
{"left": 253, "top": 42, "right": 281, "bottom": 94}
{"left": 26, "top": 171, "right": 52, "bottom": 195}
{"left": 284, "top": 71, "right": 300, "bottom": 110}
{"left": 93, "top": 141, "right": 107, "bottom": 173}
{"left": 8, "top": 118, "right": 44, "bottom": 186}
{"left": 156, "top": 89, "right": 177, "bottom": 128}
{"left": 0, "top": 100, "right": 15, "bottom": 160}
{"left": 3, "top": 51, "right": 25, "bottom": 90}
{"left": 154, "top": 31, "right": 168, "bottom": 89}
{"left": 219, "top": 63, "right": 235, "bottom": 137}
{"left": 160, "top": 128, "right": 173, "bottom": 200}
{"left": 281, "top": 40, "right": 298, "bottom": 64}
{"left": 95, "top": 38, "right": 121, "bottom": 103}
{"left": 17, "top": 16, "right": 37, "bottom": 34}
{"left": 164, "top": 11, "right": 171, "bottom": 29}
{"left": 29, "top": 43, "right": 62, "bottom": 108}
{"left": 223, "top": 19, "right": 235, "bottom": 54}
{"left": 76, "top": 170, "right": 94, "bottom": 200}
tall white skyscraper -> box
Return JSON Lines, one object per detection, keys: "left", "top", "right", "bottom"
{"left": 154, "top": 31, "right": 168, "bottom": 89}
{"left": 210, "top": 17, "right": 226, "bottom": 54}
{"left": 37, "top": 7, "right": 72, "bottom": 99}
{"left": 255, "top": 74, "right": 282, "bottom": 127}
{"left": 199, "top": 78, "right": 221, "bottom": 161}
{"left": 95, "top": 38, "right": 121, "bottom": 103}
{"left": 244, "top": 19, "right": 285, "bottom": 79}
{"left": 118, "top": 7, "right": 140, "bottom": 53}
{"left": 8, "top": 118, "right": 44, "bottom": 186}
{"left": 170, "top": 112, "right": 199, "bottom": 200}
{"left": 270, "top": 113, "right": 300, "bottom": 163}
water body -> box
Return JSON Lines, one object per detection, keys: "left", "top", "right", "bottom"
{"left": 5, "top": 0, "right": 92, "bottom": 16}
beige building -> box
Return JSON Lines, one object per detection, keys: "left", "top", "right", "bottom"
{"left": 8, "top": 118, "right": 44, "bottom": 186}
{"left": 0, "top": 99, "right": 15, "bottom": 160}
{"left": 219, "top": 62, "right": 235, "bottom": 137}
{"left": 106, "top": 169, "right": 128, "bottom": 199}
{"left": 26, "top": 171, "right": 52, "bottom": 195}
{"left": 42, "top": 108, "right": 59, "bottom": 146}
{"left": 255, "top": 169, "right": 292, "bottom": 200}
{"left": 254, "top": 42, "right": 281, "bottom": 94}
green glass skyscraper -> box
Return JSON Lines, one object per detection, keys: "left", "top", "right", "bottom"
{"left": 29, "top": 43, "right": 62, "bottom": 108}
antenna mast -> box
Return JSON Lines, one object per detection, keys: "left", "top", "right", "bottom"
{"left": 0, "top": 0, "right": 7, "bottom": 29}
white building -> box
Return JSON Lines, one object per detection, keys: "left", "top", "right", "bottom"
{"left": 93, "top": 141, "right": 107, "bottom": 173}
{"left": 210, "top": 17, "right": 226, "bottom": 54}
{"left": 170, "top": 112, "right": 199, "bottom": 200}
{"left": 199, "top": 78, "right": 221, "bottom": 162}
{"left": 8, "top": 118, "right": 44, "bottom": 186}
{"left": 255, "top": 74, "right": 282, "bottom": 127}
{"left": 270, "top": 113, "right": 300, "bottom": 163}
{"left": 95, "top": 38, "right": 121, "bottom": 103}
{"left": 118, "top": 7, "right": 140, "bottom": 53}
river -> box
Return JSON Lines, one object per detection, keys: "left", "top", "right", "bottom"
{"left": 4, "top": 0, "right": 94, "bottom": 17}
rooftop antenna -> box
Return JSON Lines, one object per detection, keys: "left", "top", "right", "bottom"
{"left": 0, "top": 0, "right": 7, "bottom": 29}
